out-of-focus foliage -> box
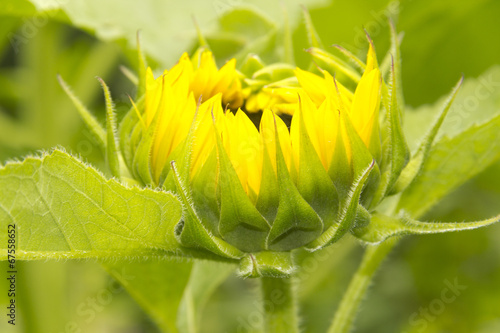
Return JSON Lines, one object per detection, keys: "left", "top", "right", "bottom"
{"left": 0, "top": 16, "right": 121, "bottom": 164}
{"left": 1, "top": 0, "right": 500, "bottom": 333}
{"left": 28, "top": 0, "right": 329, "bottom": 67}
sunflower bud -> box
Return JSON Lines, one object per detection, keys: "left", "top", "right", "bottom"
{"left": 119, "top": 44, "right": 406, "bottom": 277}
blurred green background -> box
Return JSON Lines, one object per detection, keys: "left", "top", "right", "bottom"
{"left": 1, "top": 0, "right": 500, "bottom": 332}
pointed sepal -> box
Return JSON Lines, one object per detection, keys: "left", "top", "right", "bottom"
{"left": 372, "top": 59, "right": 410, "bottom": 205}
{"left": 266, "top": 114, "right": 323, "bottom": 252}
{"left": 301, "top": 5, "right": 323, "bottom": 49}
{"left": 353, "top": 212, "right": 500, "bottom": 244}
{"left": 190, "top": 149, "right": 221, "bottom": 236}
{"left": 340, "top": 107, "right": 381, "bottom": 206}
{"left": 251, "top": 63, "right": 296, "bottom": 83}
{"left": 170, "top": 161, "right": 244, "bottom": 259}
{"left": 132, "top": 106, "right": 158, "bottom": 185}
{"left": 255, "top": 143, "right": 280, "bottom": 223}
{"left": 306, "top": 47, "right": 361, "bottom": 83}
{"left": 391, "top": 76, "right": 463, "bottom": 194}
{"left": 214, "top": 116, "right": 271, "bottom": 253}
{"left": 57, "top": 75, "right": 106, "bottom": 150}
{"left": 97, "top": 77, "right": 121, "bottom": 179}
{"left": 135, "top": 31, "right": 147, "bottom": 100}
{"left": 306, "top": 160, "right": 375, "bottom": 251}
{"left": 119, "top": 96, "right": 144, "bottom": 171}
{"left": 387, "top": 59, "right": 410, "bottom": 188}
{"left": 331, "top": 44, "right": 366, "bottom": 71}
{"left": 292, "top": 98, "right": 339, "bottom": 229}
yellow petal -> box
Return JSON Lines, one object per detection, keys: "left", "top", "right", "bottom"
{"left": 349, "top": 68, "right": 381, "bottom": 145}
{"left": 190, "top": 50, "right": 218, "bottom": 102}
{"left": 294, "top": 68, "right": 327, "bottom": 106}
{"left": 191, "top": 94, "right": 224, "bottom": 176}
{"left": 144, "top": 67, "right": 163, "bottom": 126}
{"left": 322, "top": 70, "right": 353, "bottom": 109}
{"left": 365, "top": 42, "right": 378, "bottom": 72}
{"left": 151, "top": 79, "right": 197, "bottom": 181}
{"left": 260, "top": 109, "right": 292, "bottom": 174}
{"left": 290, "top": 92, "right": 321, "bottom": 168}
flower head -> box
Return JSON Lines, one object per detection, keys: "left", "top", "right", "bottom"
{"left": 52, "top": 16, "right": 498, "bottom": 280}
{"left": 124, "top": 43, "right": 384, "bottom": 259}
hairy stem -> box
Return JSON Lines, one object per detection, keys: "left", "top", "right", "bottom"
{"left": 327, "top": 238, "right": 398, "bottom": 333}
{"left": 261, "top": 277, "right": 299, "bottom": 333}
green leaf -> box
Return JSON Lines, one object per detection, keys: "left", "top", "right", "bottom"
{"left": 399, "top": 0, "right": 500, "bottom": 106}
{"left": 398, "top": 113, "right": 500, "bottom": 218}
{"left": 103, "top": 260, "right": 193, "bottom": 333}
{"left": 404, "top": 65, "right": 500, "bottom": 151}
{"left": 0, "top": 149, "right": 184, "bottom": 260}
{"left": 352, "top": 212, "right": 500, "bottom": 244}
{"left": 177, "top": 261, "right": 235, "bottom": 333}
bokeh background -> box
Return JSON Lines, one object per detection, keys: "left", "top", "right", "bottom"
{"left": 1, "top": 0, "right": 500, "bottom": 332}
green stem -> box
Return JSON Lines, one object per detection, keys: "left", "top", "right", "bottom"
{"left": 327, "top": 238, "right": 398, "bottom": 333}
{"left": 261, "top": 277, "right": 299, "bottom": 333}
